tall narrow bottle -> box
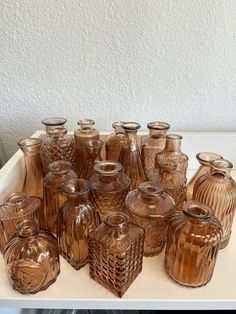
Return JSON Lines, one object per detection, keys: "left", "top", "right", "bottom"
{"left": 105, "top": 121, "right": 125, "bottom": 161}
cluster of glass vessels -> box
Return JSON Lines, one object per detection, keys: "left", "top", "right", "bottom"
{"left": 0, "top": 117, "right": 235, "bottom": 296}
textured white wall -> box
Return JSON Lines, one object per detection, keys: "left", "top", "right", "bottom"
{"left": 0, "top": 0, "right": 236, "bottom": 159}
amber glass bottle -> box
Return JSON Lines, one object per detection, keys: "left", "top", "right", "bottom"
{"left": 0, "top": 193, "right": 42, "bottom": 254}
{"left": 193, "top": 159, "right": 236, "bottom": 249}
{"left": 89, "top": 161, "right": 130, "bottom": 221}
{"left": 155, "top": 133, "right": 188, "bottom": 176}
{"left": 165, "top": 201, "right": 222, "bottom": 287}
{"left": 74, "top": 119, "right": 100, "bottom": 177}
{"left": 18, "top": 138, "right": 44, "bottom": 199}
{"left": 125, "top": 182, "right": 175, "bottom": 256}
{"left": 105, "top": 121, "right": 125, "bottom": 161}
{"left": 186, "top": 152, "right": 223, "bottom": 200}
{"left": 80, "top": 140, "right": 104, "bottom": 180}
{"left": 118, "top": 122, "right": 146, "bottom": 190}
{"left": 88, "top": 212, "right": 144, "bottom": 297}
{"left": 43, "top": 160, "right": 77, "bottom": 234}
{"left": 141, "top": 121, "right": 170, "bottom": 176}
{"left": 4, "top": 218, "right": 60, "bottom": 294}
{"left": 57, "top": 179, "right": 100, "bottom": 270}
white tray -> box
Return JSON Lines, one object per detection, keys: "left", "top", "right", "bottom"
{"left": 0, "top": 131, "right": 236, "bottom": 310}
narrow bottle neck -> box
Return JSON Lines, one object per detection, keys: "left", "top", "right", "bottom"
{"left": 114, "top": 125, "right": 125, "bottom": 135}
{"left": 149, "top": 128, "right": 167, "bottom": 139}
{"left": 66, "top": 192, "right": 89, "bottom": 203}
{"left": 165, "top": 139, "right": 181, "bottom": 152}
{"left": 17, "top": 219, "right": 40, "bottom": 238}
{"left": 125, "top": 130, "right": 138, "bottom": 145}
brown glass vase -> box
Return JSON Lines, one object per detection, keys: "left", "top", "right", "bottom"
{"left": 118, "top": 122, "right": 146, "bottom": 190}
{"left": 80, "top": 139, "right": 104, "bottom": 180}
{"left": 0, "top": 193, "right": 42, "bottom": 254}
{"left": 155, "top": 133, "right": 188, "bottom": 176}
{"left": 18, "top": 138, "right": 44, "bottom": 199}
{"left": 186, "top": 152, "right": 223, "bottom": 200}
{"left": 141, "top": 121, "right": 170, "bottom": 176}
{"left": 57, "top": 179, "right": 100, "bottom": 270}
{"left": 74, "top": 119, "right": 100, "bottom": 177}
{"left": 43, "top": 160, "right": 77, "bottom": 234}
{"left": 88, "top": 212, "right": 144, "bottom": 297}
{"left": 105, "top": 121, "right": 125, "bottom": 161}
{"left": 165, "top": 201, "right": 222, "bottom": 287}
{"left": 4, "top": 218, "right": 60, "bottom": 294}
{"left": 89, "top": 161, "right": 130, "bottom": 221}
{"left": 193, "top": 159, "right": 236, "bottom": 249}
{"left": 125, "top": 182, "right": 175, "bottom": 256}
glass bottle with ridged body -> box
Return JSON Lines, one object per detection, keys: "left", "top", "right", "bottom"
{"left": 193, "top": 159, "right": 236, "bottom": 249}
{"left": 57, "top": 179, "right": 100, "bottom": 270}
{"left": 141, "top": 121, "right": 170, "bottom": 177}
{"left": 4, "top": 218, "right": 60, "bottom": 294}
{"left": 165, "top": 201, "right": 222, "bottom": 287}
{"left": 105, "top": 121, "right": 125, "bottom": 161}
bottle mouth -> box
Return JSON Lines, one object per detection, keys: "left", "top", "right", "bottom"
{"left": 41, "top": 117, "right": 67, "bottom": 126}
{"left": 166, "top": 133, "right": 182, "bottom": 140}
{"left": 112, "top": 121, "right": 125, "bottom": 129}
{"left": 121, "top": 122, "right": 141, "bottom": 131}
{"left": 48, "top": 160, "right": 72, "bottom": 173}
{"left": 183, "top": 201, "right": 212, "bottom": 220}
{"left": 4, "top": 192, "right": 29, "bottom": 207}
{"left": 77, "top": 119, "right": 95, "bottom": 126}
{"left": 62, "top": 179, "right": 90, "bottom": 195}
{"left": 138, "top": 181, "right": 163, "bottom": 196}
{"left": 196, "top": 152, "right": 223, "bottom": 165}
{"left": 105, "top": 212, "right": 129, "bottom": 228}
{"left": 17, "top": 218, "right": 39, "bottom": 237}
{"left": 94, "top": 161, "right": 122, "bottom": 175}
{"left": 210, "top": 159, "right": 233, "bottom": 171}
{"left": 85, "top": 139, "right": 104, "bottom": 149}
{"left": 147, "top": 121, "right": 170, "bottom": 130}
{"left": 48, "top": 127, "right": 68, "bottom": 136}
{"left": 18, "top": 138, "right": 42, "bottom": 148}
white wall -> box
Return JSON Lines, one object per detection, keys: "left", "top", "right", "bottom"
{"left": 0, "top": 0, "right": 236, "bottom": 159}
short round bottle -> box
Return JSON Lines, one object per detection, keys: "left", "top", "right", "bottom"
{"left": 57, "top": 179, "right": 100, "bottom": 270}
{"left": 125, "top": 182, "right": 175, "bottom": 256}
{"left": 4, "top": 218, "right": 60, "bottom": 294}
{"left": 165, "top": 201, "right": 222, "bottom": 287}
{"left": 105, "top": 121, "right": 125, "bottom": 161}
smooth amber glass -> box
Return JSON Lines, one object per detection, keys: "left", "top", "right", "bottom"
{"left": 141, "top": 121, "right": 170, "bottom": 176}
{"left": 105, "top": 121, "right": 125, "bottom": 161}
{"left": 57, "top": 179, "right": 100, "bottom": 270}
{"left": 186, "top": 152, "right": 223, "bottom": 200}
{"left": 165, "top": 201, "right": 222, "bottom": 287}
{"left": 80, "top": 139, "right": 104, "bottom": 180}
{"left": 155, "top": 133, "right": 188, "bottom": 176}
{"left": 43, "top": 160, "right": 77, "bottom": 234}
{"left": 18, "top": 138, "right": 44, "bottom": 199}
{"left": 74, "top": 119, "right": 99, "bottom": 177}
{"left": 118, "top": 122, "right": 146, "bottom": 190}
{"left": 89, "top": 161, "right": 130, "bottom": 221}
{"left": 125, "top": 182, "right": 175, "bottom": 256}
{"left": 193, "top": 159, "right": 236, "bottom": 249}
{"left": 0, "top": 193, "right": 42, "bottom": 254}
{"left": 4, "top": 218, "right": 60, "bottom": 294}
{"left": 88, "top": 212, "right": 144, "bottom": 297}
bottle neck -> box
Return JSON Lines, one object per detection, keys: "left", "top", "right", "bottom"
{"left": 17, "top": 219, "right": 39, "bottom": 238}
{"left": 165, "top": 138, "right": 181, "bottom": 152}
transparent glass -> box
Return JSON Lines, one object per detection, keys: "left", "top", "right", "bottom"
{"left": 18, "top": 138, "right": 44, "bottom": 199}
{"left": 74, "top": 119, "right": 99, "bottom": 177}
{"left": 105, "top": 121, "right": 125, "bottom": 161}
{"left": 88, "top": 212, "right": 144, "bottom": 297}
{"left": 165, "top": 201, "right": 222, "bottom": 287}
{"left": 0, "top": 193, "right": 42, "bottom": 254}
{"left": 80, "top": 139, "right": 104, "bottom": 180}
{"left": 141, "top": 121, "right": 170, "bottom": 176}
{"left": 125, "top": 182, "right": 175, "bottom": 256}
{"left": 4, "top": 218, "right": 60, "bottom": 294}
{"left": 155, "top": 133, "right": 188, "bottom": 175}
{"left": 57, "top": 179, "right": 100, "bottom": 270}
{"left": 118, "top": 122, "right": 146, "bottom": 190}
{"left": 193, "top": 159, "right": 236, "bottom": 249}
{"left": 186, "top": 152, "right": 223, "bottom": 200}
{"left": 43, "top": 160, "right": 77, "bottom": 234}
{"left": 89, "top": 161, "right": 130, "bottom": 221}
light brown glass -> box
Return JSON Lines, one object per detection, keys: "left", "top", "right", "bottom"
{"left": 88, "top": 212, "right": 144, "bottom": 297}
{"left": 4, "top": 218, "right": 60, "bottom": 294}
{"left": 74, "top": 119, "right": 100, "bottom": 177}
{"left": 141, "top": 121, "right": 170, "bottom": 176}
{"left": 105, "top": 121, "right": 125, "bottom": 161}
{"left": 155, "top": 133, "right": 188, "bottom": 176}
{"left": 18, "top": 138, "right": 44, "bottom": 199}
{"left": 186, "top": 152, "right": 223, "bottom": 200}
{"left": 118, "top": 122, "right": 146, "bottom": 190}
{"left": 193, "top": 159, "right": 236, "bottom": 249}
{"left": 125, "top": 182, "right": 175, "bottom": 256}
{"left": 40, "top": 127, "right": 75, "bottom": 174}
{"left": 165, "top": 201, "right": 222, "bottom": 287}
{"left": 43, "top": 160, "right": 77, "bottom": 234}
{"left": 80, "top": 140, "right": 104, "bottom": 180}
{"left": 89, "top": 161, "right": 130, "bottom": 221}
{"left": 0, "top": 193, "right": 42, "bottom": 254}
{"left": 57, "top": 179, "right": 100, "bottom": 270}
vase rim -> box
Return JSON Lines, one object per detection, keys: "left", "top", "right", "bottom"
{"left": 85, "top": 139, "right": 104, "bottom": 148}
{"left": 196, "top": 152, "right": 223, "bottom": 165}
{"left": 48, "top": 127, "right": 68, "bottom": 135}
{"left": 41, "top": 117, "right": 67, "bottom": 126}
{"left": 138, "top": 181, "right": 164, "bottom": 196}
{"left": 62, "top": 179, "right": 90, "bottom": 195}
{"left": 166, "top": 133, "right": 183, "bottom": 140}
{"left": 104, "top": 212, "right": 129, "bottom": 229}
{"left": 94, "top": 160, "right": 123, "bottom": 175}
{"left": 112, "top": 121, "right": 125, "bottom": 128}
{"left": 77, "top": 119, "right": 95, "bottom": 125}
{"left": 183, "top": 201, "right": 212, "bottom": 220}
{"left": 18, "top": 138, "right": 42, "bottom": 148}
{"left": 210, "top": 159, "right": 233, "bottom": 170}
{"left": 48, "top": 160, "right": 72, "bottom": 174}
{"left": 147, "top": 121, "right": 170, "bottom": 130}
{"left": 121, "top": 122, "right": 141, "bottom": 131}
